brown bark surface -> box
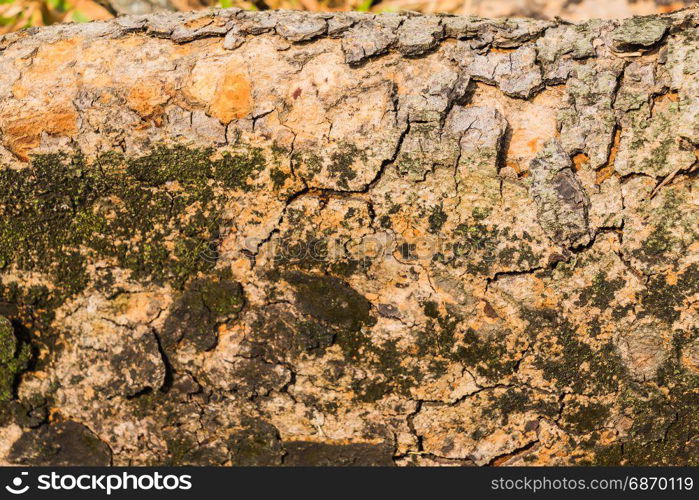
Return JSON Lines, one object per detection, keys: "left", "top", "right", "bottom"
{"left": 0, "top": 8, "right": 697, "bottom": 466}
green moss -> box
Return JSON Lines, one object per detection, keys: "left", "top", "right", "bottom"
{"left": 284, "top": 271, "right": 375, "bottom": 333}
{"left": 576, "top": 271, "right": 626, "bottom": 310}
{"left": 641, "top": 264, "right": 698, "bottom": 324}
{"left": 515, "top": 244, "right": 538, "bottom": 267}
{"left": 0, "top": 283, "right": 56, "bottom": 329}
{"left": 416, "top": 304, "right": 523, "bottom": 383}
{"left": 452, "top": 222, "right": 502, "bottom": 275}
{"left": 165, "top": 435, "right": 197, "bottom": 466}
{"left": 453, "top": 327, "right": 521, "bottom": 381}
{"left": 127, "top": 145, "right": 263, "bottom": 189}
{"left": 327, "top": 143, "right": 365, "bottom": 189}
{"left": 350, "top": 337, "right": 422, "bottom": 403}
{"left": 561, "top": 400, "right": 611, "bottom": 434}
{"left": 487, "top": 387, "right": 559, "bottom": 425}
{"left": 428, "top": 204, "right": 447, "bottom": 234}
{"left": 162, "top": 270, "right": 245, "bottom": 353}
{"left": 0, "top": 316, "right": 31, "bottom": 402}
{"left": 497, "top": 247, "right": 516, "bottom": 266}
{"left": 276, "top": 271, "right": 435, "bottom": 403}
{"left": 0, "top": 145, "right": 265, "bottom": 299}
{"left": 423, "top": 301, "right": 439, "bottom": 319}
{"left": 497, "top": 243, "right": 539, "bottom": 268}
{"left": 631, "top": 190, "right": 695, "bottom": 268}
{"left": 270, "top": 167, "right": 289, "bottom": 189}
{"left": 522, "top": 308, "right": 627, "bottom": 395}
{"left": 591, "top": 384, "right": 698, "bottom": 465}
{"left": 227, "top": 419, "right": 284, "bottom": 466}
{"left": 291, "top": 143, "right": 365, "bottom": 189}
{"left": 634, "top": 223, "right": 677, "bottom": 265}
{"left": 395, "top": 153, "right": 425, "bottom": 179}
{"left": 198, "top": 270, "right": 245, "bottom": 317}
{"left": 471, "top": 207, "right": 491, "bottom": 221}
{"left": 580, "top": 327, "right": 699, "bottom": 465}
{"left": 292, "top": 150, "right": 323, "bottom": 180}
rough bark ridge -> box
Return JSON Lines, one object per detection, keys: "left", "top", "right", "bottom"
{"left": 0, "top": 8, "right": 697, "bottom": 466}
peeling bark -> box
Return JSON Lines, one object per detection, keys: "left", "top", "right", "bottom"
{"left": 0, "top": 8, "right": 697, "bottom": 466}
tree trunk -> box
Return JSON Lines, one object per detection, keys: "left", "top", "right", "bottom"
{"left": 0, "top": 8, "right": 697, "bottom": 466}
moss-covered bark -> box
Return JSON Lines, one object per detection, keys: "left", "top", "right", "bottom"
{"left": 0, "top": 9, "right": 697, "bottom": 466}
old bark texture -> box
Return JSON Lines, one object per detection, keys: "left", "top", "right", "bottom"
{"left": 0, "top": 8, "right": 697, "bottom": 466}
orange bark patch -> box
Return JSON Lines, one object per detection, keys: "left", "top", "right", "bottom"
{"left": 653, "top": 90, "right": 679, "bottom": 105}
{"left": 596, "top": 128, "right": 621, "bottom": 185}
{"left": 184, "top": 15, "right": 226, "bottom": 30}
{"left": 505, "top": 160, "right": 526, "bottom": 176}
{"left": 572, "top": 153, "right": 590, "bottom": 172}
{"left": 489, "top": 47, "right": 517, "bottom": 54}
{"left": 184, "top": 16, "right": 216, "bottom": 29}
{"left": 596, "top": 167, "right": 615, "bottom": 186}
{"left": 658, "top": 2, "right": 686, "bottom": 13}
{"left": 526, "top": 138, "right": 541, "bottom": 153}
{"left": 1, "top": 106, "right": 78, "bottom": 161}
{"left": 470, "top": 83, "right": 565, "bottom": 176}
{"left": 209, "top": 71, "right": 252, "bottom": 124}
{"left": 12, "top": 38, "right": 80, "bottom": 100}
{"left": 127, "top": 81, "right": 172, "bottom": 125}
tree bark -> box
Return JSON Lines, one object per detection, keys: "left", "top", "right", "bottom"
{"left": 0, "top": 8, "right": 697, "bottom": 466}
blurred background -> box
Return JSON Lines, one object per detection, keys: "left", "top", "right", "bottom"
{"left": 0, "top": 0, "right": 692, "bottom": 35}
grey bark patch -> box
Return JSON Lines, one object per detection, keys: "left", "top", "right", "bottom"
{"left": 341, "top": 19, "right": 398, "bottom": 65}
{"left": 611, "top": 16, "right": 669, "bottom": 52}
{"left": 238, "top": 10, "right": 278, "bottom": 35}
{"left": 145, "top": 12, "right": 184, "bottom": 37}
{"left": 490, "top": 19, "right": 554, "bottom": 47}
{"left": 459, "top": 44, "right": 543, "bottom": 99}
{"left": 558, "top": 63, "right": 622, "bottom": 168}
{"left": 399, "top": 69, "right": 470, "bottom": 123}
{"left": 327, "top": 14, "right": 356, "bottom": 37}
{"left": 529, "top": 140, "right": 591, "bottom": 248}
{"left": 115, "top": 14, "right": 149, "bottom": 32}
{"left": 9, "top": 421, "right": 111, "bottom": 466}
{"left": 170, "top": 17, "right": 229, "bottom": 44}
{"left": 396, "top": 17, "right": 444, "bottom": 56}
{"left": 446, "top": 105, "right": 508, "bottom": 152}
{"left": 441, "top": 16, "right": 483, "bottom": 39}
{"left": 536, "top": 23, "right": 598, "bottom": 83}
{"left": 275, "top": 13, "right": 327, "bottom": 42}
{"left": 614, "top": 61, "right": 657, "bottom": 112}
{"left": 223, "top": 25, "right": 244, "bottom": 50}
